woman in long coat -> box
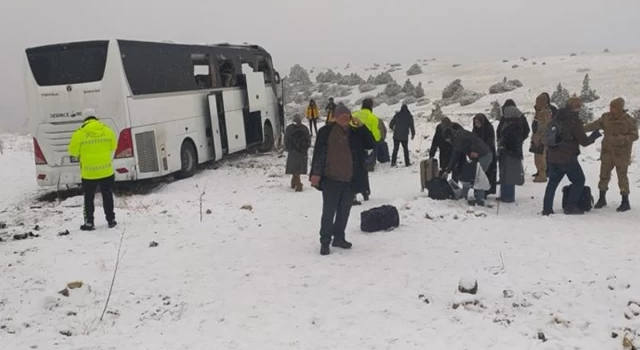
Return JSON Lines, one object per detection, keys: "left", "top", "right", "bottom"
{"left": 496, "top": 101, "right": 529, "bottom": 202}
{"left": 472, "top": 114, "right": 497, "bottom": 196}
{"left": 284, "top": 114, "right": 311, "bottom": 192}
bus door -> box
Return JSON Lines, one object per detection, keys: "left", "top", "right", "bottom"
{"left": 207, "top": 93, "right": 224, "bottom": 161}
{"left": 242, "top": 64, "right": 266, "bottom": 146}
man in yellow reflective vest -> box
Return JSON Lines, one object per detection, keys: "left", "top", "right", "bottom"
{"left": 351, "top": 98, "right": 382, "bottom": 203}
{"left": 68, "top": 109, "right": 118, "bottom": 231}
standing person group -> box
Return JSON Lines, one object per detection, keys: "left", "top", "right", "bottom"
{"left": 300, "top": 91, "right": 637, "bottom": 255}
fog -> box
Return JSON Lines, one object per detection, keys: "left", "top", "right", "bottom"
{"left": 1, "top": 0, "right": 639, "bottom": 132}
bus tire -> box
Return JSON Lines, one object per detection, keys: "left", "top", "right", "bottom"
{"left": 258, "top": 122, "right": 274, "bottom": 153}
{"left": 177, "top": 140, "right": 197, "bottom": 179}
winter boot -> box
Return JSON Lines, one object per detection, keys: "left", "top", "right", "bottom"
{"left": 80, "top": 221, "right": 95, "bottom": 231}
{"left": 542, "top": 209, "right": 555, "bottom": 216}
{"left": 320, "top": 244, "right": 330, "bottom": 256}
{"left": 108, "top": 220, "right": 118, "bottom": 229}
{"left": 617, "top": 195, "right": 631, "bottom": 212}
{"left": 594, "top": 191, "right": 607, "bottom": 209}
{"left": 332, "top": 238, "right": 353, "bottom": 249}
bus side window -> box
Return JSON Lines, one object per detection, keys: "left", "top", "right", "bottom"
{"left": 256, "top": 55, "right": 273, "bottom": 84}
{"left": 192, "top": 54, "right": 214, "bottom": 89}
{"left": 218, "top": 59, "right": 237, "bottom": 88}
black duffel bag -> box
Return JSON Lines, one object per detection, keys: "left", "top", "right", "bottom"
{"left": 360, "top": 205, "right": 400, "bottom": 232}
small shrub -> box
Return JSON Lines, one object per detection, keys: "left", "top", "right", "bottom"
{"left": 406, "top": 63, "right": 423, "bottom": 76}
{"left": 580, "top": 74, "right": 600, "bottom": 103}
{"left": 358, "top": 83, "right": 376, "bottom": 93}
{"left": 402, "top": 79, "right": 416, "bottom": 95}
{"left": 429, "top": 103, "right": 445, "bottom": 122}
{"left": 490, "top": 101, "right": 502, "bottom": 120}
{"left": 403, "top": 96, "right": 418, "bottom": 105}
{"left": 384, "top": 82, "right": 403, "bottom": 97}
{"left": 414, "top": 82, "right": 425, "bottom": 98}
{"left": 551, "top": 83, "right": 571, "bottom": 108}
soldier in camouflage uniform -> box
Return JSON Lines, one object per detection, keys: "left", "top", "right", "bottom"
{"left": 584, "top": 98, "right": 639, "bottom": 212}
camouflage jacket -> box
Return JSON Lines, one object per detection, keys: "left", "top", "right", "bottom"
{"left": 584, "top": 112, "right": 639, "bottom": 157}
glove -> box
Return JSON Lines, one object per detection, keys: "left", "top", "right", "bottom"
{"left": 588, "top": 130, "right": 602, "bottom": 141}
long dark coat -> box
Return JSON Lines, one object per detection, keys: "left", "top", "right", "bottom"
{"left": 310, "top": 123, "right": 376, "bottom": 194}
{"left": 284, "top": 123, "right": 311, "bottom": 175}
{"left": 472, "top": 115, "right": 497, "bottom": 195}
{"left": 497, "top": 107, "right": 528, "bottom": 186}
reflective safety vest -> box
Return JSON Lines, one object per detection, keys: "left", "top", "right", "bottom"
{"left": 352, "top": 108, "right": 382, "bottom": 142}
{"left": 68, "top": 119, "right": 117, "bottom": 180}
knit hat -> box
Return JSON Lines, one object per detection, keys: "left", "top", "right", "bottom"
{"left": 292, "top": 114, "right": 302, "bottom": 123}
{"left": 334, "top": 102, "right": 351, "bottom": 117}
{"left": 610, "top": 97, "right": 625, "bottom": 111}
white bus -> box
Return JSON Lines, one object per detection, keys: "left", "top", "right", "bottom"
{"left": 24, "top": 39, "right": 285, "bottom": 187}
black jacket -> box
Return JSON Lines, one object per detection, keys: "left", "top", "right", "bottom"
{"left": 429, "top": 122, "right": 462, "bottom": 165}
{"left": 310, "top": 123, "right": 376, "bottom": 192}
{"left": 472, "top": 115, "right": 497, "bottom": 194}
{"left": 447, "top": 129, "right": 490, "bottom": 171}
{"left": 389, "top": 106, "right": 416, "bottom": 141}
{"left": 497, "top": 110, "right": 530, "bottom": 159}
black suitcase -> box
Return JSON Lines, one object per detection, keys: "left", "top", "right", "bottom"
{"left": 562, "top": 185, "right": 594, "bottom": 212}
{"left": 360, "top": 205, "right": 400, "bottom": 232}
{"left": 377, "top": 141, "right": 390, "bottom": 163}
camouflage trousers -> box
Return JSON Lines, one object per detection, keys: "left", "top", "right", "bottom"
{"left": 598, "top": 156, "right": 630, "bottom": 195}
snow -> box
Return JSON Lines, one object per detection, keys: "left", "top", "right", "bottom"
{"left": 2, "top": 53, "right": 640, "bottom": 350}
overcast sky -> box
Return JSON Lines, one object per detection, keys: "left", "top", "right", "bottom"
{"left": 1, "top": 0, "right": 639, "bottom": 131}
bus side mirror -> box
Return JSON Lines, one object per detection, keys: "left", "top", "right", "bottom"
{"left": 274, "top": 72, "right": 281, "bottom": 84}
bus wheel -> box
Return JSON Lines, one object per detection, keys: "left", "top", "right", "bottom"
{"left": 258, "top": 123, "right": 274, "bottom": 153}
{"left": 177, "top": 141, "right": 197, "bottom": 179}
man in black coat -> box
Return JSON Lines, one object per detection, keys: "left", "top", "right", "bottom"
{"left": 430, "top": 117, "right": 463, "bottom": 179}
{"left": 310, "top": 103, "right": 376, "bottom": 256}
{"left": 389, "top": 104, "right": 416, "bottom": 167}
{"left": 443, "top": 128, "right": 493, "bottom": 206}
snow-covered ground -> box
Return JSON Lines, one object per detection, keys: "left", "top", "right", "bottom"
{"left": 2, "top": 53, "right": 640, "bottom": 350}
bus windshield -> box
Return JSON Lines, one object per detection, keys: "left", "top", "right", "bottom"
{"left": 26, "top": 41, "right": 109, "bottom": 86}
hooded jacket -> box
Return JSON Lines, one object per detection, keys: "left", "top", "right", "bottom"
{"left": 389, "top": 105, "right": 416, "bottom": 141}
{"left": 547, "top": 107, "right": 595, "bottom": 164}
{"left": 68, "top": 119, "right": 118, "bottom": 180}
{"left": 352, "top": 108, "right": 382, "bottom": 142}
{"left": 497, "top": 106, "right": 527, "bottom": 159}
{"left": 584, "top": 110, "right": 638, "bottom": 164}
{"left": 446, "top": 129, "right": 490, "bottom": 171}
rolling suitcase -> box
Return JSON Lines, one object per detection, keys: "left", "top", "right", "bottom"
{"left": 420, "top": 158, "right": 439, "bottom": 192}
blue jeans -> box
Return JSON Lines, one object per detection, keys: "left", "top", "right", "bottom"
{"left": 543, "top": 158, "right": 585, "bottom": 212}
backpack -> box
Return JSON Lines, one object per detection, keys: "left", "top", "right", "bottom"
{"left": 425, "top": 177, "right": 455, "bottom": 200}
{"left": 562, "top": 185, "right": 594, "bottom": 212}
{"left": 546, "top": 116, "right": 563, "bottom": 148}
{"left": 360, "top": 205, "right": 400, "bottom": 232}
